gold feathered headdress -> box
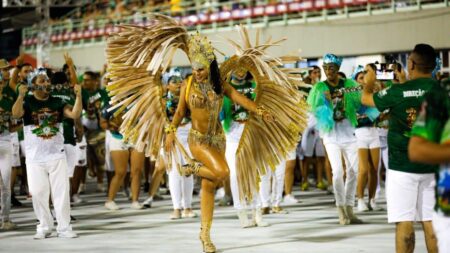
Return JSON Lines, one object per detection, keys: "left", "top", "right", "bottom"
{"left": 188, "top": 32, "right": 216, "bottom": 70}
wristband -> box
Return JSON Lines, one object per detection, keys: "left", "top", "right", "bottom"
{"left": 164, "top": 124, "right": 177, "bottom": 134}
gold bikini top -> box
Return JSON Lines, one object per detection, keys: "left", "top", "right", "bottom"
{"left": 185, "top": 75, "right": 224, "bottom": 137}
{"left": 185, "top": 76, "right": 223, "bottom": 111}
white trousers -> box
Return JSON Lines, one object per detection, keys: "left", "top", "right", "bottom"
{"left": 168, "top": 124, "right": 194, "bottom": 210}
{"left": 376, "top": 145, "right": 389, "bottom": 198}
{"left": 26, "top": 158, "right": 72, "bottom": 233}
{"left": 324, "top": 141, "right": 359, "bottom": 207}
{"left": 10, "top": 132, "right": 21, "bottom": 167}
{"left": 433, "top": 213, "right": 450, "bottom": 253}
{"left": 260, "top": 160, "right": 286, "bottom": 208}
{"left": 226, "top": 123, "right": 261, "bottom": 210}
{"left": 0, "top": 141, "right": 12, "bottom": 223}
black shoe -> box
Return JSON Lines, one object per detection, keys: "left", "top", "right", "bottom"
{"left": 143, "top": 182, "right": 150, "bottom": 192}
{"left": 11, "top": 195, "right": 23, "bottom": 207}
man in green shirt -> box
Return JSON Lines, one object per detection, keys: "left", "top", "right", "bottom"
{"left": 307, "top": 54, "right": 362, "bottom": 225}
{"left": 0, "top": 69, "right": 17, "bottom": 231}
{"left": 1, "top": 58, "right": 25, "bottom": 207}
{"left": 361, "top": 44, "right": 438, "bottom": 253}
{"left": 12, "top": 68, "right": 82, "bottom": 239}
{"left": 81, "top": 71, "right": 109, "bottom": 192}
{"left": 409, "top": 79, "right": 450, "bottom": 253}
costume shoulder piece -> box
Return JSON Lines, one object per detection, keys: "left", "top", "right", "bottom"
{"left": 307, "top": 79, "right": 362, "bottom": 132}
{"left": 106, "top": 14, "right": 189, "bottom": 160}
{"left": 342, "top": 79, "right": 361, "bottom": 127}
{"left": 307, "top": 81, "right": 334, "bottom": 133}
{"left": 221, "top": 25, "right": 308, "bottom": 201}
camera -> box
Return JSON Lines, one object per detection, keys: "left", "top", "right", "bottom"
{"left": 385, "top": 54, "right": 403, "bottom": 75}
{"left": 375, "top": 63, "right": 394, "bottom": 81}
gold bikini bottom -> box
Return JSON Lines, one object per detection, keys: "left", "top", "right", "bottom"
{"left": 188, "top": 129, "right": 226, "bottom": 153}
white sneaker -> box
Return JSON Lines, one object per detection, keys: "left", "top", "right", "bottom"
{"left": 143, "top": 197, "right": 153, "bottom": 208}
{"left": 72, "top": 194, "right": 83, "bottom": 205}
{"left": 1, "top": 221, "right": 17, "bottom": 230}
{"left": 105, "top": 201, "right": 120, "bottom": 210}
{"left": 283, "top": 194, "right": 299, "bottom": 204}
{"left": 357, "top": 199, "right": 369, "bottom": 212}
{"left": 182, "top": 209, "right": 198, "bottom": 218}
{"left": 237, "top": 210, "right": 254, "bottom": 228}
{"left": 58, "top": 230, "right": 78, "bottom": 238}
{"left": 369, "top": 199, "right": 383, "bottom": 211}
{"left": 170, "top": 209, "right": 182, "bottom": 219}
{"left": 130, "top": 201, "right": 143, "bottom": 210}
{"left": 34, "top": 231, "right": 52, "bottom": 240}
{"left": 252, "top": 209, "right": 269, "bottom": 227}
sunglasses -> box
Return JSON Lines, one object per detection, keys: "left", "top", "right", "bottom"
{"left": 31, "top": 85, "right": 52, "bottom": 92}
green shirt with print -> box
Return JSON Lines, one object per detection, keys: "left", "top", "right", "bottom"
{"left": 52, "top": 88, "right": 76, "bottom": 145}
{"left": 2, "top": 82, "right": 17, "bottom": 102}
{"left": 23, "top": 95, "right": 66, "bottom": 139}
{"left": 411, "top": 82, "right": 450, "bottom": 216}
{"left": 373, "top": 77, "right": 437, "bottom": 174}
{"left": 325, "top": 79, "right": 347, "bottom": 122}
{"left": 81, "top": 88, "right": 110, "bottom": 129}
{"left": 222, "top": 79, "right": 256, "bottom": 133}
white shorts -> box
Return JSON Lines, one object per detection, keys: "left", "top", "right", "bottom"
{"left": 386, "top": 169, "right": 435, "bottom": 223}
{"left": 64, "top": 144, "right": 77, "bottom": 178}
{"left": 287, "top": 149, "right": 297, "bottom": 161}
{"left": 432, "top": 212, "right": 450, "bottom": 253}
{"left": 10, "top": 132, "right": 21, "bottom": 167}
{"left": 105, "top": 131, "right": 133, "bottom": 172}
{"left": 75, "top": 136, "right": 87, "bottom": 167}
{"left": 355, "top": 127, "right": 381, "bottom": 149}
{"left": 108, "top": 131, "right": 133, "bottom": 151}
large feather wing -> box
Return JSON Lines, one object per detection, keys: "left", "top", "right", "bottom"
{"left": 106, "top": 14, "right": 190, "bottom": 158}
{"left": 221, "top": 25, "right": 309, "bottom": 201}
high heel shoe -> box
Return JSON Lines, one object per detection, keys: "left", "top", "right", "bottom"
{"left": 199, "top": 221, "right": 216, "bottom": 253}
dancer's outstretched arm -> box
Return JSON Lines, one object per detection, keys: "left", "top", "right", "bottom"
{"left": 223, "top": 82, "right": 273, "bottom": 122}
{"left": 165, "top": 83, "right": 188, "bottom": 151}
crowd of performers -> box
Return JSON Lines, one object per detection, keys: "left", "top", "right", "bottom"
{"left": 0, "top": 16, "right": 449, "bottom": 253}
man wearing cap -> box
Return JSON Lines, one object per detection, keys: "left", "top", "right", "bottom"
{"left": 0, "top": 59, "right": 18, "bottom": 108}
{"left": 307, "top": 54, "right": 362, "bottom": 225}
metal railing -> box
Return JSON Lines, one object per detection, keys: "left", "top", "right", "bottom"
{"left": 21, "top": 0, "right": 449, "bottom": 51}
